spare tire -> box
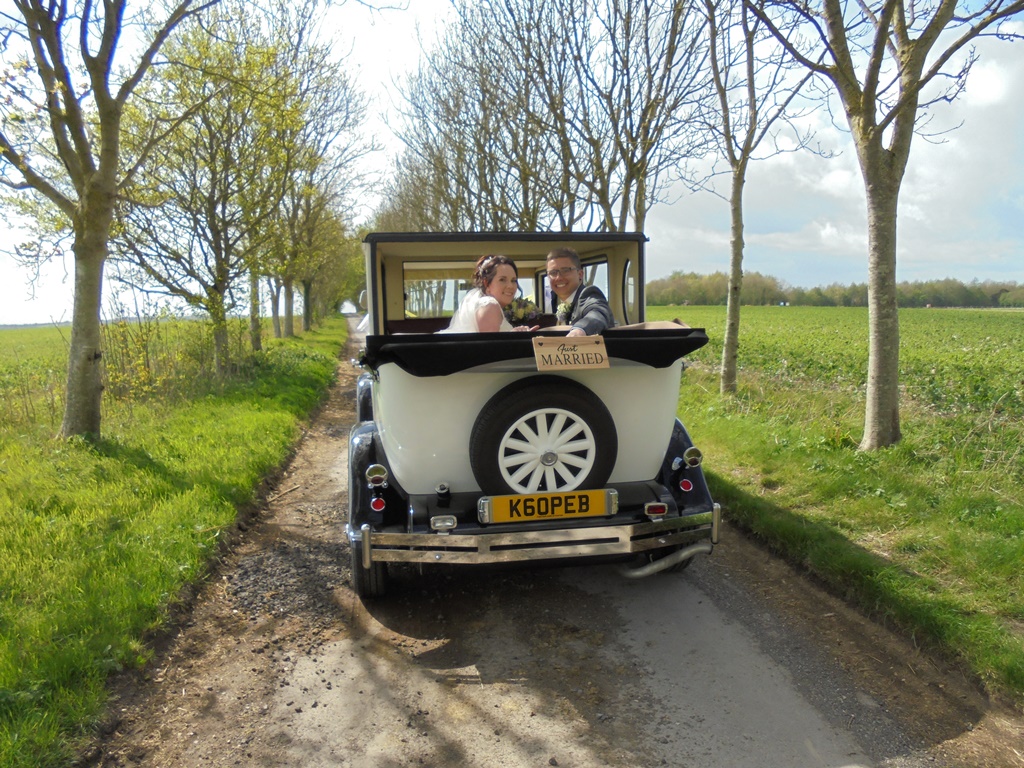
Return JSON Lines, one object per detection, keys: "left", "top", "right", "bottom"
{"left": 470, "top": 376, "right": 617, "bottom": 495}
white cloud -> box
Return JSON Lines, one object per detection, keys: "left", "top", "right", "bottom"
{"left": 964, "top": 59, "right": 1009, "bottom": 106}
{"left": 815, "top": 167, "right": 861, "bottom": 200}
{"left": 0, "top": 255, "right": 74, "bottom": 327}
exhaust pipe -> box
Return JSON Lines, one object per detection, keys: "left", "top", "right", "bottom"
{"left": 617, "top": 541, "right": 713, "bottom": 579}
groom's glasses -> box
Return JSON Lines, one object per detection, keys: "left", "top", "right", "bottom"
{"left": 545, "top": 267, "right": 578, "bottom": 279}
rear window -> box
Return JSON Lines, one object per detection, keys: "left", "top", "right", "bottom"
{"left": 403, "top": 261, "right": 540, "bottom": 319}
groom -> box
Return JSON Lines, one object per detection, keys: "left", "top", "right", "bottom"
{"left": 546, "top": 247, "right": 615, "bottom": 337}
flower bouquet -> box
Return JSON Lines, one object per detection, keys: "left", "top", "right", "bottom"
{"left": 504, "top": 297, "right": 540, "bottom": 326}
{"left": 556, "top": 300, "right": 573, "bottom": 323}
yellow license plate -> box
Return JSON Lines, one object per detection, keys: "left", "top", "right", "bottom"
{"left": 479, "top": 489, "right": 617, "bottom": 524}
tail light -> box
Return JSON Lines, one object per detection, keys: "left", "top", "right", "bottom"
{"left": 366, "top": 464, "right": 388, "bottom": 513}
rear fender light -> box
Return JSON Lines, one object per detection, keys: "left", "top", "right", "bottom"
{"left": 366, "top": 464, "right": 388, "bottom": 515}
{"left": 645, "top": 502, "right": 668, "bottom": 518}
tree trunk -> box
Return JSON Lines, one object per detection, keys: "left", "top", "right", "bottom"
{"left": 283, "top": 277, "right": 295, "bottom": 337}
{"left": 267, "top": 277, "right": 282, "bottom": 338}
{"left": 720, "top": 164, "right": 747, "bottom": 395}
{"left": 61, "top": 171, "right": 117, "bottom": 440}
{"left": 859, "top": 162, "right": 902, "bottom": 449}
{"left": 249, "top": 269, "right": 263, "bottom": 352}
{"left": 302, "top": 279, "right": 313, "bottom": 331}
{"left": 209, "top": 296, "right": 230, "bottom": 376}
{"left": 60, "top": 232, "right": 107, "bottom": 439}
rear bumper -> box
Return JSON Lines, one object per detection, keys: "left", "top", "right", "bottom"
{"left": 348, "top": 503, "right": 719, "bottom": 567}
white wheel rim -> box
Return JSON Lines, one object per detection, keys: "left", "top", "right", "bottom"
{"left": 497, "top": 407, "right": 597, "bottom": 493}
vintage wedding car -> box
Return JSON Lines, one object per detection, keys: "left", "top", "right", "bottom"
{"left": 348, "top": 231, "right": 719, "bottom": 598}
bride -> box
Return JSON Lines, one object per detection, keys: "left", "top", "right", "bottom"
{"left": 439, "top": 254, "right": 536, "bottom": 333}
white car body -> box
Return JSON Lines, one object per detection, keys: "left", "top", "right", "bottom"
{"left": 374, "top": 361, "right": 682, "bottom": 495}
{"left": 347, "top": 231, "right": 719, "bottom": 599}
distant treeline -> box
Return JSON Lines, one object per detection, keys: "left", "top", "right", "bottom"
{"left": 646, "top": 271, "right": 1024, "bottom": 308}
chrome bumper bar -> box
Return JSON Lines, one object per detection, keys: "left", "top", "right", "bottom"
{"left": 349, "top": 504, "right": 719, "bottom": 567}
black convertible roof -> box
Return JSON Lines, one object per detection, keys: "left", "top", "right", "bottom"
{"left": 360, "top": 323, "right": 709, "bottom": 377}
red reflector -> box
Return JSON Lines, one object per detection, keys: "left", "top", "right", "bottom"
{"left": 645, "top": 502, "right": 668, "bottom": 516}
{"left": 370, "top": 496, "right": 386, "bottom": 512}
{"left": 679, "top": 479, "right": 694, "bottom": 493}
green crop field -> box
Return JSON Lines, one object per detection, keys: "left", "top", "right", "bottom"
{"left": 0, "top": 325, "right": 72, "bottom": 432}
{"left": 1, "top": 317, "right": 267, "bottom": 435}
{"left": 656, "top": 305, "right": 1024, "bottom": 418}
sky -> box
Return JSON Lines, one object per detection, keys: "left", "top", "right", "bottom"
{"left": 1, "top": 1, "right": 1022, "bottom": 325}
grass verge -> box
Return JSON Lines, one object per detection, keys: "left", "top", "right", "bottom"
{"left": 0, "top": 317, "right": 348, "bottom": 768}
{"left": 678, "top": 361, "right": 1024, "bottom": 708}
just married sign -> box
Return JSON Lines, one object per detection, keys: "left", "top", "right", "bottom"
{"left": 532, "top": 336, "right": 609, "bottom": 371}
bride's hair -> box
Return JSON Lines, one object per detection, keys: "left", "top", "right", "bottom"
{"left": 473, "top": 254, "right": 518, "bottom": 290}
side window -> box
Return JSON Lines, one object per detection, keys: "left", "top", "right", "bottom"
{"left": 539, "top": 270, "right": 556, "bottom": 313}
{"left": 622, "top": 257, "right": 635, "bottom": 324}
{"left": 402, "top": 264, "right": 466, "bottom": 319}
{"left": 583, "top": 261, "right": 609, "bottom": 295}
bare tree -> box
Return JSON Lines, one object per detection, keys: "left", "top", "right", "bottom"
{"left": 0, "top": 0, "right": 217, "bottom": 438}
{"left": 255, "top": 0, "right": 374, "bottom": 335}
{"left": 114, "top": 6, "right": 287, "bottom": 373}
{"left": 392, "top": 4, "right": 552, "bottom": 231}
{"left": 555, "top": 0, "right": 712, "bottom": 231}
{"left": 699, "top": 0, "right": 819, "bottom": 393}
{"left": 389, "top": 0, "right": 711, "bottom": 233}
{"left": 751, "top": 0, "right": 1024, "bottom": 449}
{"left": 374, "top": 153, "right": 451, "bottom": 231}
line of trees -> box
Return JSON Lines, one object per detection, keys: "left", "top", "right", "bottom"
{"left": 4, "top": 0, "right": 1024, "bottom": 448}
{"left": 377, "top": 0, "right": 711, "bottom": 233}
{"left": 113, "top": 1, "right": 370, "bottom": 373}
{"left": 647, "top": 272, "right": 1024, "bottom": 308}
{"left": 1, "top": 0, "right": 369, "bottom": 437}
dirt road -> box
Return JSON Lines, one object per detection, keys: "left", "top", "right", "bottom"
{"left": 92, "top": 329, "right": 1023, "bottom": 768}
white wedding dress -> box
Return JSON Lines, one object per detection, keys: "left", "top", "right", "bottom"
{"left": 437, "top": 288, "right": 513, "bottom": 333}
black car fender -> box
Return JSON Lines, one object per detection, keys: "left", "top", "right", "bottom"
{"left": 659, "top": 418, "right": 713, "bottom": 509}
{"left": 347, "top": 422, "right": 405, "bottom": 528}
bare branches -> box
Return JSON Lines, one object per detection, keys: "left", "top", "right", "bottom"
{"left": 388, "top": 0, "right": 712, "bottom": 233}
{"left": 1, "top": 0, "right": 225, "bottom": 234}
{"left": 754, "top": 0, "right": 1024, "bottom": 145}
